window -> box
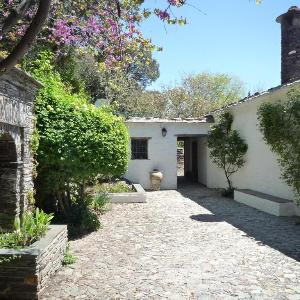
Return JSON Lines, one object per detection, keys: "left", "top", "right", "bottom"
{"left": 131, "top": 138, "right": 148, "bottom": 160}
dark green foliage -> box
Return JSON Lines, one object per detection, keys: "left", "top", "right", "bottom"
{"left": 221, "top": 187, "right": 234, "bottom": 198}
{"left": 27, "top": 52, "right": 129, "bottom": 233}
{"left": 0, "top": 209, "right": 53, "bottom": 249}
{"left": 258, "top": 89, "right": 300, "bottom": 203}
{"left": 208, "top": 112, "right": 248, "bottom": 191}
{"left": 68, "top": 198, "right": 101, "bottom": 235}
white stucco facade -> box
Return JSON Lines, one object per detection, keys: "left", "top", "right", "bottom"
{"left": 207, "top": 82, "right": 300, "bottom": 203}
{"left": 124, "top": 119, "right": 210, "bottom": 190}
{"left": 124, "top": 81, "right": 299, "bottom": 206}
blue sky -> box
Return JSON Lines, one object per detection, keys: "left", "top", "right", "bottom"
{"left": 141, "top": 0, "right": 300, "bottom": 93}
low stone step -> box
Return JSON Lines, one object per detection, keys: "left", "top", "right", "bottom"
{"left": 234, "top": 189, "right": 294, "bottom": 216}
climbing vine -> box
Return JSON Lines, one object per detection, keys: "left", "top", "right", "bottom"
{"left": 257, "top": 89, "right": 300, "bottom": 204}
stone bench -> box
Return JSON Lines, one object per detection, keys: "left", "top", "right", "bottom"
{"left": 234, "top": 189, "right": 294, "bottom": 216}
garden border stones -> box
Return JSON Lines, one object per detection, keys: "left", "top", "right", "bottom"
{"left": 109, "top": 184, "right": 147, "bottom": 203}
{"left": 0, "top": 225, "right": 68, "bottom": 300}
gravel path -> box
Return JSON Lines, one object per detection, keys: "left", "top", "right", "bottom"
{"left": 42, "top": 185, "right": 300, "bottom": 300}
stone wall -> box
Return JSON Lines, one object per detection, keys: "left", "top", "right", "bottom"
{"left": 0, "top": 225, "right": 68, "bottom": 300}
{"left": 0, "top": 68, "right": 41, "bottom": 232}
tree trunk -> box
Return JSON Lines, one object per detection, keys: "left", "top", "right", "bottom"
{"left": 0, "top": 0, "right": 51, "bottom": 75}
{"left": 57, "top": 191, "right": 68, "bottom": 219}
{"left": 224, "top": 170, "right": 232, "bottom": 190}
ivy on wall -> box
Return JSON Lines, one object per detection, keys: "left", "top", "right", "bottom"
{"left": 258, "top": 89, "right": 300, "bottom": 204}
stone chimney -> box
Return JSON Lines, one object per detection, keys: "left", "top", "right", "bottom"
{"left": 277, "top": 6, "right": 300, "bottom": 84}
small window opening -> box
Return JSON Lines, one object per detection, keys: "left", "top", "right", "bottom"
{"left": 131, "top": 138, "right": 148, "bottom": 160}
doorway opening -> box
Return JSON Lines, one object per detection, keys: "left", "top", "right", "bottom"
{"left": 0, "top": 133, "right": 19, "bottom": 232}
{"left": 177, "top": 138, "right": 185, "bottom": 178}
{"left": 177, "top": 135, "right": 207, "bottom": 188}
{"left": 177, "top": 137, "right": 199, "bottom": 186}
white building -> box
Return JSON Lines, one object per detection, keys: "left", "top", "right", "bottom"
{"left": 124, "top": 78, "right": 298, "bottom": 199}
{"left": 124, "top": 118, "right": 211, "bottom": 190}
{"left": 123, "top": 7, "right": 300, "bottom": 215}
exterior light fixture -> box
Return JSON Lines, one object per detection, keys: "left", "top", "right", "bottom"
{"left": 162, "top": 127, "right": 167, "bottom": 137}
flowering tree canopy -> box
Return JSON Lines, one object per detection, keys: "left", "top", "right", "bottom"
{"left": 0, "top": 0, "right": 187, "bottom": 74}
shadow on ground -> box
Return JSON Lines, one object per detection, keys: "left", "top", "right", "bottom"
{"left": 178, "top": 182, "right": 300, "bottom": 262}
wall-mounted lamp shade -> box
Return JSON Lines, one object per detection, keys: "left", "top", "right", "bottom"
{"left": 162, "top": 127, "right": 167, "bottom": 137}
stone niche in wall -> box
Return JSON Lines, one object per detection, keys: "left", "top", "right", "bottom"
{"left": 0, "top": 68, "right": 42, "bottom": 232}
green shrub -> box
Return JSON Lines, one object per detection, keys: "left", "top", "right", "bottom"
{"left": 63, "top": 244, "right": 77, "bottom": 265}
{"left": 26, "top": 51, "right": 129, "bottom": 231}
{"left": 0, "top": 208, "right": 53, "bottom": 249}
{"left": 68, "top": 198, "right": 101, "bottom": 236}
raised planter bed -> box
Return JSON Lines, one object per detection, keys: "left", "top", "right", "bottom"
{"left": 109, "top": 183, "right": 147, "bottom": 203}
{"left": 0, "top": 225, "right": 68, "bottom": 300}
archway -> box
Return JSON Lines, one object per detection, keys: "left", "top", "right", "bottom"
{"left": 0, "top": 133, "right": 20, "bottom": 232}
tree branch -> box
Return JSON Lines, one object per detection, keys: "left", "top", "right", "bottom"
{"left": 0, "top": 0, "right": 51, "bottom": 75}
{"left": 0, "top": 0, "right": 37, "bottom": 34}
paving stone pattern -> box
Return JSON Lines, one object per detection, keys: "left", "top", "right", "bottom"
{"left": 42, "top": 185, "right": 300, "bottom": 300}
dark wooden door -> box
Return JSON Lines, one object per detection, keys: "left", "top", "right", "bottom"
{"left": 192, "top": 141, "right": 198, "bottom": 182}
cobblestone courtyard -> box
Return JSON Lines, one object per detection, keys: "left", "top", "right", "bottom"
{"left": 42, "top": 185, "right": 300, "bottom": 300}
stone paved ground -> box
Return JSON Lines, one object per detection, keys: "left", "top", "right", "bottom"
{"left": 42, "top": 185, "right": 300, "bottom": 300}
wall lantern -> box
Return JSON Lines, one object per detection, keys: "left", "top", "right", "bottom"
{"left": 162, "top": 127, "right": 167, "bottom": 137}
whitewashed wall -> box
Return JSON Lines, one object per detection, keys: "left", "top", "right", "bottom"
{"left": 198, "top": 137, "right": 208, "bottom": 186}
{"left": 206, "top": 84, "right": 298, "bottom": 202}
{"left": 125, "top": 121, "right": 210, "bottom": 190}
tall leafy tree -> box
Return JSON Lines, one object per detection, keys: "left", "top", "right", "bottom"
{"left": 120, "top": 72, "right": 245, "bottom": 118}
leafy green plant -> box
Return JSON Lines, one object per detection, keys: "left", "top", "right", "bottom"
{"left": 27, "top": 190, "right": 36, "bottom": 206}
{"left": 90, "top": 193, "right": 110, "bottom": 214}
{"left": 68, "top": 197, "right": 101, "bottom": 236}
{"left": 0, "top": 208, "right": 53, "bottom": 249}
{"left": 63, "top": 244, "right": 77, "bottom": 265}
{"left": 258, "top": 89, "right": 300, "bottom": 204}
{"left": 93, "top": 181, "right": 132, "bottom": 194}
{"left": 208, "top": 112, "right": 248, "bottom": 193}
{"left": 27, "top": 51, "right": 129, "bottom": 228}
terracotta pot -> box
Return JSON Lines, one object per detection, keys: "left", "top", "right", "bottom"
{"left": 150, "top": 170, "right": 163, "bottom": 191}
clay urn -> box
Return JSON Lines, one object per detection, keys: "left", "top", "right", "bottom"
{"left": 150, "top": 169, "right": 163, "bottom": 191}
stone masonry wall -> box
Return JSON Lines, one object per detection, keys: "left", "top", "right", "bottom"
{"left": 0, "top": 225, "right": 68, "bottom": 300}
{"left": 0, "top": 68, "right": 41, "bottom": 232}
{"left": 277, "top": 7, "right": 300, "bottom": 84}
